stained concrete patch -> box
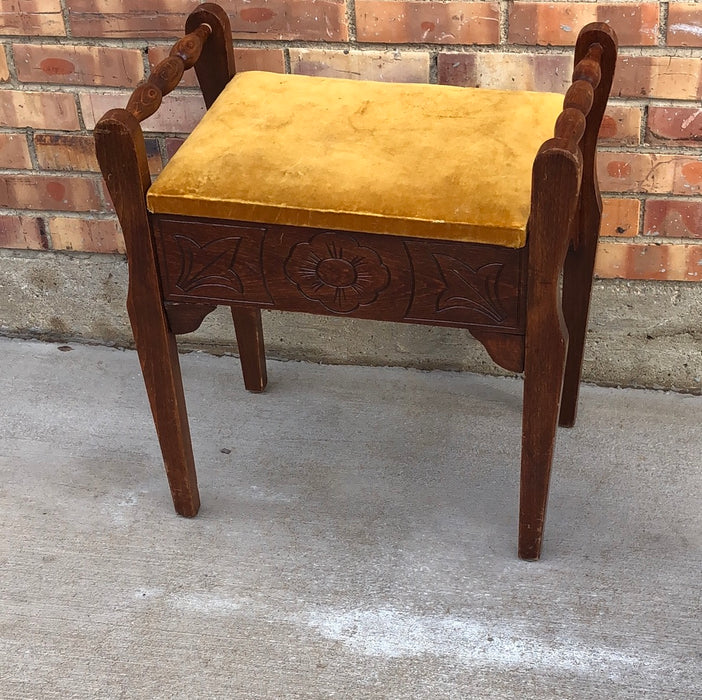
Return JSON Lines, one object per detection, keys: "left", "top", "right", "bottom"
{"left": 301, "top": 606, "right": 663, "bottom": 677}
{"left": 0, "top": 338, "right": 700, "bottom": 698}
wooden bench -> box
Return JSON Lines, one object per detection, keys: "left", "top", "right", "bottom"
{"left": 95, "top": 3, "right": 617, "bottom": 559}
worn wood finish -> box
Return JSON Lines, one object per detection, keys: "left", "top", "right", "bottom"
{"left": 560, "top": 25, "right": 618, "bottom": 428}
{"left": 94, "top": 7, "right": 617, "bottom": 560}
{"left": 94, "top": 109, "right": 200, "bottom": 517}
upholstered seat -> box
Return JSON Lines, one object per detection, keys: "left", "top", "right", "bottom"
{"left": 147, "top": 71, "right": 563, "bottom": 248}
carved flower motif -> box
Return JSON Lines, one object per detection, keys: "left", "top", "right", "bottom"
{"left": 285, "top": 232, "right": 390, "bottom": 313}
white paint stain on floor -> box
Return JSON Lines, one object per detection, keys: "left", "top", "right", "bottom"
{"left": 301, "top": 606, "right": 663, "bottom": 680}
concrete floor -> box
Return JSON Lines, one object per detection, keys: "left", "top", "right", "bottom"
{"left": 1, "top": 337, "right": 700, "bottom": 699}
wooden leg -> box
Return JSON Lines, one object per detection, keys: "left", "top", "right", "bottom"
{"left": 95, "top": 110, "right": 200, "bottom": 517}
{"left": 231, "top": 306, "right": 267, "bottom": 392}
{"left": 519, "top": 317, "right": 568, "bottom": 560}
{"left": 128, "top": 293, "right": 200, "bottom": 517}
{"left": 519, "top": 145, "right": 579, "bottom": 560}
{"left": 558, "top": 239, "right": 597, "bottom": 428}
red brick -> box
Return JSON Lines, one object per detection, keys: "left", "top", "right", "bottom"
{"left": 0, "top": 174, "right": 102, "bottom": 212}
{"left": 49, "top": 217, "right": 125, "bottom": 254}
{"left": 595, "top": 242, "right": 702, "bottom": 281}
{"left": 81, "top": 0, "right": 347, "bottom": 41}
{"left": 0, "top": 46, "right": 9, "bottom": 81}
{"left": 0, "top": 90, "right": 80, "bottom": 130}
{"left": 290, "top": 48, "right": 430, "bottom": 83}
{"left": 0, "top": 214, "right": 45, "bottom": 250}
{"left": 165, "top": 138, "right": 185, "bottom": 162}
{"left": 68, "top": 0, "right": 185, "bottom": 8}
{"left": 509, "top": 3, "right": 658, "bottom": 47}
{"left": 34, "top": 133, "right": 100, "bottom": 171}
{"left": 644, "top": 200, "right": 702, "bottom": 239}
{"left": 667, "top": 3, "right": 702, "bottom": 47}
{"left": 0, "top": 0, "right": 65, "bottom": 36}
{"left": 356, "top": 1, "right": 499, "bottom": 45}
{"left": 438, "top": 52, "right": 571, "bottom": 92}
{"left": 68, "top": 1, "right": 187, "bottom": 38}
{"left": 599, "top": 105, "right": 641, "bottom": 146}
{"left": 0, "top": 133, "right": 32, "bottom": 169}
{"left": 234, "top": 48, "right": 286, "bottom": 74}
{"left": 80, "top": 91, "right": 206, "bottom": 133}
{"left": 70, "top": 15, "right": 186, "bottom": 38}
{"left": 33, "top": 133, "right": 162, "bottom": 175}
{"left": 143, "top": 139, "right": 164, "bottom": 175}
{"left": 675, "top": 159, "right": 702, "bottom": 195}
{"left": 598, "top": 153, "right": 678, "bottom": 194}
{"left": 599, "top": 153, "right": 702, "bottom": 198}
{"left": 601, "top": 198, "right": 641, "bottom": 238}
{"left": 145, "top": 139, "right": 164, "bottom": 175}
{"left": 14, "top": 44, "right": 144, "bottom": 88}
{"left": 100, "top": 181, "right": 115, "bottom": 214}
{"left": 647, "top": 107, "right": 702, "bottom": 147}
{"left": 227, "top": 0, "right": 348, "bottom": 42}
{"left": 612, "top": 57, "right": 702, "bottom": 100}
{"left": 595, "top": 2, "right": 659, "bottom": 46}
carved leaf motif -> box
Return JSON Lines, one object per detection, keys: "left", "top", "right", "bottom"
{"left": 175, "top": 235, "right": 243, "bottom": 293}
{"left": 433, "top": 254, "right": 506, "bottom": 322}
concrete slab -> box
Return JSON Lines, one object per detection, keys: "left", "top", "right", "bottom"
{"left": 1, "top": 338, "right": 700, "bottom": 698}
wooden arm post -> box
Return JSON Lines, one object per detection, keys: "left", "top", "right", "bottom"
{"left": 559, "top": 24, "right": 618, "bottom": 427}
{"left": 186, "top": 3, "right": 235, "bottom": 107}
{"left": 520, "top": 145, "right": 581, "bottom": 560}
{"left": 519, "top": 25, "right": 617, "bottom": 559}
{"left": 94, "top": 17, "right": 219, "bottom": 517}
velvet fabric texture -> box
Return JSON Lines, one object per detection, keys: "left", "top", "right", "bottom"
{"left": 147, "top": 71, "right": 564, "bottom": 247}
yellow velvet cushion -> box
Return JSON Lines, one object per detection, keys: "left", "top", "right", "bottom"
{"left": 147, "top": 71, "right": 564, "bottom": 248}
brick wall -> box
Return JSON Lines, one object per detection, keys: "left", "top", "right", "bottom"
{"left": 1, "top": 1, "right": 700, "bottom": 282}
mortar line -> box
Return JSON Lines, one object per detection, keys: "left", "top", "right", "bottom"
{"left": 499, "top": 0, "right": 510, "bottom": 46}
{"left": 3, "top": 38, "right": 702, "bottom": 57}
{"left": 58, "top": 0, "right": 72, "bottom": 40}
{"left": 658, "top": 2, "right": 669, "bottom": 47}
{"left": 346, "top": 0, "right": 358, "bottom": 44}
